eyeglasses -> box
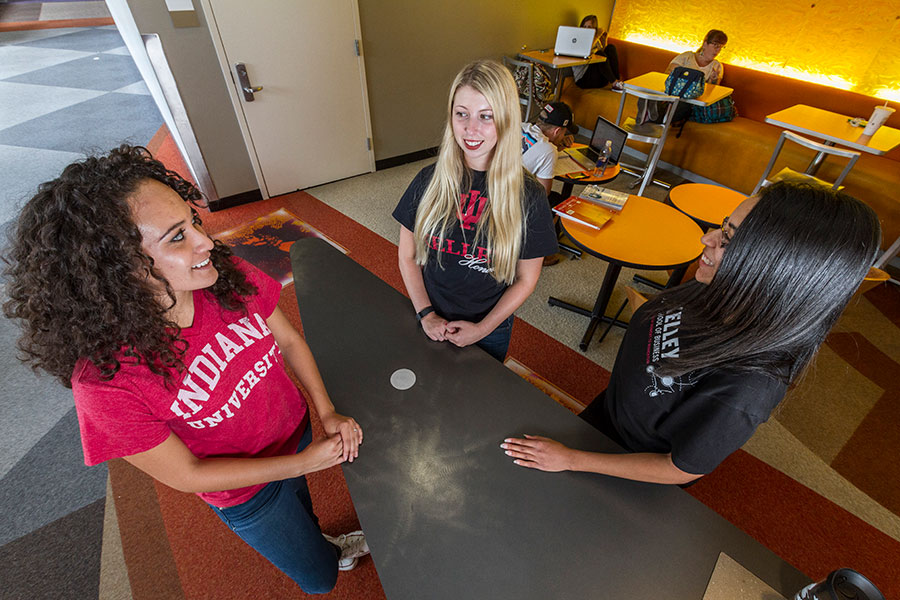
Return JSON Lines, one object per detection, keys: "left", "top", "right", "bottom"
{"left": 707, "top": 42, "right": 726, "bottom": 50}
{"left": 720, "top": 216, "right": 735, "bottom": 246}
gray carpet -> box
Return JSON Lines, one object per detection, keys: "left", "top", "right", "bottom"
{"left": 0, "top": 25, "right": 160, "bottom": 226}
{"left": 0, "top": 22, "right": 163, "bottom": 600}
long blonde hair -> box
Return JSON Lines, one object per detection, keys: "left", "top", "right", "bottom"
{"left": 413, "top": 59, "right": 525, "bottom": 284}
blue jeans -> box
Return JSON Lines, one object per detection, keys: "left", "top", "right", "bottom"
{"left": 209, "top": 425, "right": 340, "bottom": 594}
{"left": 476, "top": 315, "right": 514, "bottom": 361}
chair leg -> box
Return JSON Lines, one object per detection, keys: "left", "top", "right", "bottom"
{"left": 638, "top": 142, "right": 663, "bottom": 196}
{"left": 596, "top": 298, "right": 630, "bottom": 345}
{"left": 874, "top": 235, "right": 900, "bottom": 270}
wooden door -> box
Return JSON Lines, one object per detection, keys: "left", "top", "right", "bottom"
{"left": 204, "top": 0, "right": 374, "bottom": 196}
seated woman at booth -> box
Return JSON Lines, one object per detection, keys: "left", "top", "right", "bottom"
{"left": 501, "top": 182, "right": 881, "bottom": 484}
{"left": 572, "top": 14, "right": 622, "bottom": 90}
{"left": 666, "top": 29, "right": 728, "bottom": 85}
{"left": 393, "top": 59, "right": 559, "bottom": 362}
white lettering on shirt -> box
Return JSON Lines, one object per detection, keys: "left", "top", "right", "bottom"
{"left": 170, "top": 312, "right": 282, "bottom": 424}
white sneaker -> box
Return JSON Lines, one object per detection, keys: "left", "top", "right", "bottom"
{"left": 323, "top": 530, "right": 370, "bottom": 571}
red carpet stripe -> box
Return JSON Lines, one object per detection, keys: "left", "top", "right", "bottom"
{"left": 688, "top": 450, "right": 900, "bottom": 598}
{"left": 824, "top": 331, "right": 900, "bottom": 513}
{"left": 831, "top": 387, "right": 900, "bottom": 516}
{"left": 0, "top": 17, "right": 114, "bottom": 32}
{"left": 826, "top": 331, "right": 899, "bottom": 391}
{"left": 108, "top": 459, "right": 185, "bottom": 600}
{"left": 863, "top": 282, "right": 900, "bottom": 326}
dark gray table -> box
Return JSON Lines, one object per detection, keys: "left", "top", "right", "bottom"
{"left": 290, "top": 238, "right": 809, "bottom": 600}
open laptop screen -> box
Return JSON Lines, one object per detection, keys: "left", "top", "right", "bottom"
{"left": 554, "top": 26, "right": 594, "bottom": 59}
{"left": 588, "top": 115, "right": 628, "bottom": 165}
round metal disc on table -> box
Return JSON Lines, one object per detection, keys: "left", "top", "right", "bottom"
{"left": 390, "top": 368, "right": 416, "bottom": 390}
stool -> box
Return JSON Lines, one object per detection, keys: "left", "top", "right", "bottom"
{"left": 854, "top": 266, "right": 890, "bottom": 299}
{"left": 628, "top": 182, "right": 746, "bottom": 292}
{"left": 667, "top": 183, "right": 747, "bottom": 231}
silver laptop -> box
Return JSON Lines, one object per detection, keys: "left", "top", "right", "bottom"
{"left": 554, "top": 26, "right": 595, "bottom": 59}
{"left": 567, "top": 116, "right": 628, "bottom": 170}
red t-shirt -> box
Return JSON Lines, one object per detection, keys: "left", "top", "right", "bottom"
{"left": 72, "top": 259, "right": 308, "bottom": 507}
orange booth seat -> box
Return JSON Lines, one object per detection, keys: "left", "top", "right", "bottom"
{"left": 561, "top": 39, "right": 900, "bottom": 250}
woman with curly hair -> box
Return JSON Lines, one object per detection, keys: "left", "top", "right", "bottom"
{"left": 393, "top": 59, "right": 558, "bottom": 361}
{"left": 3, "top": 145, "right": 368, "bottom": 593}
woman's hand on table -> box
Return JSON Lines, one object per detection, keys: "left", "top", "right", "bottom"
{"left": 445, "top": 320, "right": 487, "bottom": 347}
{"left": 421, "top": 311, "right": 449, "bottom": 341}
{"left": 501, "top": 434, "right": 575, "bottom": 472}
{"left": 320, "top": 410, "right": 362, "bottom": 462}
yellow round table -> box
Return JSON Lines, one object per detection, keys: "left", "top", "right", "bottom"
{"left": 550, "top": 194, "right": 704, "bottom": 351}
{"left": 667, "top": 183, "right": 746, "bottom": 230}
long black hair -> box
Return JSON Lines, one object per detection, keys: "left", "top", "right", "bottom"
{"left": 3, "top": 145, "right": 256, "bottom": 387}
{"left": 648, "top": 181, "right": 881, "bottom": 383}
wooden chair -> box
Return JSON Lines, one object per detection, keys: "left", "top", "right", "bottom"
{"left": 751, "top": 130, "right": 860, "bottom": 195}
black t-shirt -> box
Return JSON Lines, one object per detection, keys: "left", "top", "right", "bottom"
{"left": 392, "top": 164, "right": 558, "bottom": 322}
{"left": 600, "top": 291, "right": 787, "bottom": 475}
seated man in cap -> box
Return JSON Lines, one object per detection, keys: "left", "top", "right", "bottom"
{"left": 521, "top": 101, "right": 577, "bottom": 266}
{"left": 521, "top": 101, "right": 578, "bottom": 198}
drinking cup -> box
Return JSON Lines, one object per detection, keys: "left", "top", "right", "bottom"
{"left": 861, "top": 106, "right": 895, "bottom": 136}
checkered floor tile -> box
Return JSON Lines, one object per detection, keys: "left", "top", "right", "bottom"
{"left": 0, "top": 25, "right": 161, "bottom": 224}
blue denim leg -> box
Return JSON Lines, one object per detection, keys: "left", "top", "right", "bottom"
{"left": 475, "top": 315, "right": 514, "bottom": 361}
{"left": 209, "top": 425, "right": 340, "bottom": 594}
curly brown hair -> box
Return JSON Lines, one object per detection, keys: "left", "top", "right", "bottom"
{"left": 2, "top": 145, "right": 257, "bottom": 387}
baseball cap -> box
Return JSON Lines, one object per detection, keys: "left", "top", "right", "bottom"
{"left": 538, "top": 102, "right": 578, "bottom": 134}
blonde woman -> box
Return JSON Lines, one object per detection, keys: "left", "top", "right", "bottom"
{"left": 392, "top": 59, "right": 558, "bottom": 361}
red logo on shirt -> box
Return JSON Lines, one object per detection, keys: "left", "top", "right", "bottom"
{"left": 459, "top": 190, "right": 487, "bottom": 230}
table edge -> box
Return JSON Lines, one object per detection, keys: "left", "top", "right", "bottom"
{"left": 559, "top": 219, "right": 703, "bottom": 270}
{"left": 763, "top": 114, "right": 889, "bottom": 156}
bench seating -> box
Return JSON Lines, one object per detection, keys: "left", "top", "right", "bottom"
{"left": 561, "top": 39, "right": 900, "bottom": 249}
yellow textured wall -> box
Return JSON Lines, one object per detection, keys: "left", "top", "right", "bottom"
{"left": 609, "top": 0, "right": 900, "bottom": 100}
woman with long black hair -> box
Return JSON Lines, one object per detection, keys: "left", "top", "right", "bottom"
{"left": 501, "top": 182, "right": 881, "bottom": 484}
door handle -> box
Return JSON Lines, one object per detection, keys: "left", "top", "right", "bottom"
{"left": 234, "top": 63, "right": 263, "bottom": 101}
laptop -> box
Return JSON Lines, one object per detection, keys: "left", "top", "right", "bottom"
{"left": 554, "top": 26, "right": 595, "bottom": 59}
{"left": 566, "top": 116, "right": 628, "bottom": 170}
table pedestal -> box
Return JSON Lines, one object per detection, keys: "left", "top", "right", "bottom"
{"left": 550, "top": 264, "right": 688, "bottom": 350}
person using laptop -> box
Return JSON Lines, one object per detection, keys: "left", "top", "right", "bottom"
{"left": 666, "top": 29, "right": 727, "bottom": 85}
{"left": 394, "top": 59, "right": 559, "bottom": 361}
{"left": 664, "top": 29, "right": 728, "bottom": 123}
{"left": 500, "top": 182, "right": 880, "bottom": 485}
{"left": 521, "top": 101, "right": 578, "bottom": 196}
{"left": 572, "top": 15, "right": 622, "bottom": 90}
